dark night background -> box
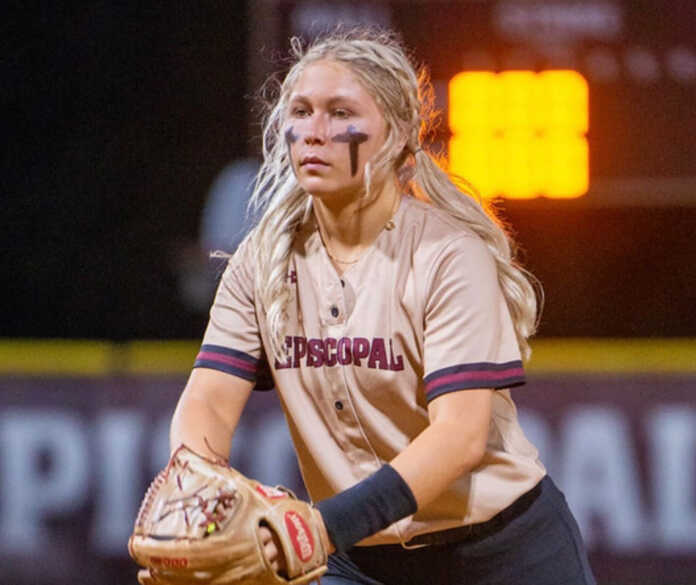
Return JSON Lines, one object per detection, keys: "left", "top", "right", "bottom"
{"left": 4, "top": 3, "right": 249, "bottom": 339}
{"left": 4, "top": 1, "right": 696, "bottom": 343}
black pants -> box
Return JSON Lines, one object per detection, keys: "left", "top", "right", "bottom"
{"left": 322, "top": 476, "right": 596, "bottom": 585}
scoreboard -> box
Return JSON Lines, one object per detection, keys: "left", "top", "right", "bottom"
{"left": 272, "top": 0, "right": 696, "bottom": 203}
{"left": 448, "top": 70, "right": 589, "bottom": 199}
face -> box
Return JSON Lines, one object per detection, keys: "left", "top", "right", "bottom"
{"left": 284, "top": 59, "right": 389, "bottom": 201}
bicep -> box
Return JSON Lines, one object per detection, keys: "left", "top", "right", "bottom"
{"left": 179, "top": 368, "right": 254, "bottom": 429}
{"left": 170, "top": 368, "right": 254, "bottom": 458}
{"left": 427, "top": 388, "right": 494, "bottom": 462}
{"left": 427, "top": 387, "right": 493, "bottom": 423}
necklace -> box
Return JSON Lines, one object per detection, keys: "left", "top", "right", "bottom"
{"left": 322, "top": 195, "right": 400, "bottom": 265}
{"left": 325, "top": 248, "right": 363, "bottom": 264}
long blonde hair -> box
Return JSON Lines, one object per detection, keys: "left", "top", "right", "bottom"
{"left": 245, "top": 28, "right": 541, "bottom": 362}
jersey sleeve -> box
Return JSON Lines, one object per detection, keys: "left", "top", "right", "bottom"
{"left": 193, "top": 242, "right": 274, "bottom": 390}
{"left": 422, "top": 235, "right": 525, "bottom": 402}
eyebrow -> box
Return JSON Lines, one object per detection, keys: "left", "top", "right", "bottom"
{"left": 288, "top": 94, "right": 360, "bottom": 107}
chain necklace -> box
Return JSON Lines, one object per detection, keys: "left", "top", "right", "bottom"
{"left": 325, "top": 248, "right": 363, "bottom": 265}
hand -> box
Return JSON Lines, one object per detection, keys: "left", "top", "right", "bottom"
{"left": 260, "top": 525, "right": 288, "bottom": 574}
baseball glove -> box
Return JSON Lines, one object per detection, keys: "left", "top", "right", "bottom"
{"left": 128, "top": 444, "right": 329, "bottom": 585}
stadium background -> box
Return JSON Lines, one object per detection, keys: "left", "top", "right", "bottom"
{"left": 2, "top": 1, "right": 696, "bottom": 584}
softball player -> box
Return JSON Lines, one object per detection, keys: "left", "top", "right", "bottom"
{"left": 170, "top": 29, "right": 596, "bottom": 585}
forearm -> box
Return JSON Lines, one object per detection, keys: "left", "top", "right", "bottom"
{"left": 316, "top": 428, "right": 482, "bottom": 554}
{"left": 390, "top": 417, "right": 486, "bottom": 508}
{"left": 317, "top": 390, "right": 492, "bottom": 551}
{"left": 391, "top": 389, "right": 492, "bottom": 508}
{"left": 316, "top": 389, "right": 491, "bottom": 552}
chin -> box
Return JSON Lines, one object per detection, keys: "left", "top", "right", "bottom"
{"left": 301, "top": 181, "right": 343, "bottom": 196}
{"left": 301, "top": 179, "right": 364, "bottom": 200}
{"left": 306, "top": 186, "right": 363, "bottom": 202}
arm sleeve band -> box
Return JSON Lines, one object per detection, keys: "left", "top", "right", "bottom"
{"left": 315, "top": 464, "right": 418, "bottom": 553}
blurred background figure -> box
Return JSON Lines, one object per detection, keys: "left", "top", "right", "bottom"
{"left": 176, "top": 158, "right": 261, "bottom": 313}
{"left": 200, "top": 158, "right": 261, "bottom": 256}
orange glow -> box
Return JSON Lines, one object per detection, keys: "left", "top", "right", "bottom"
{"left": 448, "top": 70, "right": 589, "bottom": 199}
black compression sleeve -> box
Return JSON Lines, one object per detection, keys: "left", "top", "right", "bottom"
{"left": 315, "top": 464, "right": 418, "bottom": 553}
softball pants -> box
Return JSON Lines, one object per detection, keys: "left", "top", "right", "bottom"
{"left": 319, "top": 475, "right": 596, "bottom": 585}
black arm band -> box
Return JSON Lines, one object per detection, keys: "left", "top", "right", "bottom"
{"left": 315, "top": 464, "right": 418, "bottom": 553}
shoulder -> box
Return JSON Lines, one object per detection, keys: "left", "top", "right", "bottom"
{"left": 218, "top": 235, "right": 258, "bottom": 291}
{"left": 224, "top": 235, "right": 256, "bottom": 270}
{"left": 401, "top": 196, "right": 480, "bottom": 245}
{"left": 399, "top": 196, "right": 494, "bottom": 279}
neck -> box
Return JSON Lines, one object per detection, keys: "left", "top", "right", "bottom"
{"left": 312, "top": 180, "right": 400, "bottom": 258}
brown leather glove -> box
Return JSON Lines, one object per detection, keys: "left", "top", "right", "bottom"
{"left": 129, "top": 445, "right": 329, "bottom": 585}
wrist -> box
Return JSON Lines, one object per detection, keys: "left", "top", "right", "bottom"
{"left": 315, "top": 464, "right": 417, "bottom": 553}
{"left": 311, "top": 507, "right": 335, "bottom": 555}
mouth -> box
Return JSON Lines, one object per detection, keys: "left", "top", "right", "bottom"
{"left": 300, "top": 155, "right": 329, "bottom": 166}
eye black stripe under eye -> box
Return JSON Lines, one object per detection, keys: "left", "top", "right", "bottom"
{"left": 285, "top": 127, "right": 298, "bottom": 144}
{"left": 332, "top": 125, "right": 369, "bottom": 176}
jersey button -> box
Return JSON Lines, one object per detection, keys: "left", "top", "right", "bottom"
{"left": 340, "top": 279, "right": 345, "bottom": 287}
{"left": 334, "top": 400, "right": 344, "bottom": 410}
{"left": 330, "top": 306, "right": 339, "bottom": 317}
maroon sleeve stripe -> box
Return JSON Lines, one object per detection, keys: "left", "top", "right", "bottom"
{"left": 195, "top": 350, "right": 256, "bottom": 373}
{"left": 424, "top": 360, "right": 525, "bottom": 399}
{"left": 193, "top": 344, "right": 258, "bottom": 381}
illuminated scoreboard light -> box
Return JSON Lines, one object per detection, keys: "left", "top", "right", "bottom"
{"left": 448, "top": 70, "right": 589, "bottom": 199}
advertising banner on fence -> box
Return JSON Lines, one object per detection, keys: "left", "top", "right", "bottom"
{"left": 1, "top": 372, "right": 694, "bottom": 585}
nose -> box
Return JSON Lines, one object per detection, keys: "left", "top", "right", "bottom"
{"left": 303, "top": 114, "right": 328, "bottom": 145}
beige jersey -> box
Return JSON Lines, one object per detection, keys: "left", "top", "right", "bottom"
{"left": 195, "top": 194, "right": 545, "bottom": 546}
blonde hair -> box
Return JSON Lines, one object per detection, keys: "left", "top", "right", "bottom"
{"left": 245, "top": 28, "right": 541, "bottom": 362}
